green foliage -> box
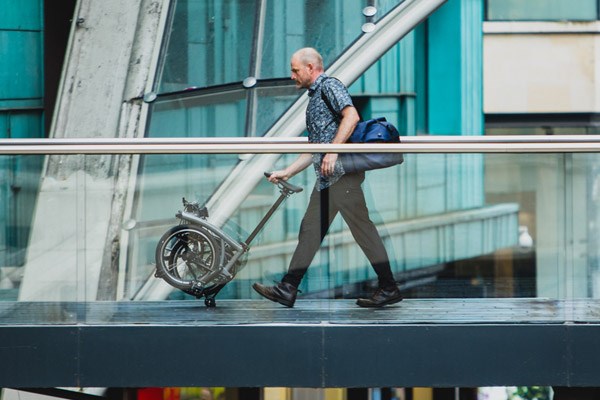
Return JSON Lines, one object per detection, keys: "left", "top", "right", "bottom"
{"left": 509, "top": 386, "right": 551, "bottom": 400}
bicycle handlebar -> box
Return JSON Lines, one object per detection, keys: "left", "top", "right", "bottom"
{"left": 264, "top": 172, "right": 303, "bottom": 193}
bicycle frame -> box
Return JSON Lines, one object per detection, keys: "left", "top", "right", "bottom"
{"left": 155, "top": 174, "right": 303, "bottom": 306}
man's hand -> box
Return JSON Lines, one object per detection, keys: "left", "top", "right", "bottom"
{"left": 321, "top": 153, "right": 338, "bottom": 176}
{"left": 267, "top": 170, "right": 288, "bottom": 183}
{"left": 320, "top": 105, "right": 358, "bottom": 176}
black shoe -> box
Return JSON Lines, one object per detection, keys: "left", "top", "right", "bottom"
{"left": 356, "top": 286, "right": 403, "bottom": 308}
{"left": 252, "top": 281, "right": 298, "bottom": 308}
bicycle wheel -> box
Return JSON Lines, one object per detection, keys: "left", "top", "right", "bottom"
{"left": 155, "top": 225, "right": 220, "bottom": 292}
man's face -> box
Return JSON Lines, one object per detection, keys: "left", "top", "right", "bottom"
{"left": 290, "top": 56, "right": 313, "bottom": 89}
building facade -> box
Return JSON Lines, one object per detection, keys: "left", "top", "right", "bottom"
{"left": 2, "top": 0, "right": 600, "bottom": 399}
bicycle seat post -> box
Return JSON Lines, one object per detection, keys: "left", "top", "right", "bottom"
{"left": 243, "top": 190, "right": 288, "bottom": 247}
{"left": 243, "top": 173, "right": 303, "bottom": 247}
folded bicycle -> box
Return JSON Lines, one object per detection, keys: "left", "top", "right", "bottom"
{"left": 154, "top": 173, "right": 303, "bottom": 307}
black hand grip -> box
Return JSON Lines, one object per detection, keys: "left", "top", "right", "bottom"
{"left": 264, "top": 172, "right": 303, "bottom": 193}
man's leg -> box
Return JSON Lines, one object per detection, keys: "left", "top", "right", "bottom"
{"left": 334, "top": 174, "right": 396, "bottom": 288}
{"left": 334, "top": 174, "right": 402, "bottom": 307}
{"left": 253, "top": 186, "right": 338, "bottom": 306}
{"left": 282, "top": 186, "right": 338, "bottom": 288}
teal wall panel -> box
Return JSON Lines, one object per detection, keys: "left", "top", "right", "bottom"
{"left": 401, "top": 97, "right": 416, "bottom": 135}
{"left": 0, "top": 31, "right": 44, "bottom": 108}
{"left": 446, "top": 155, "right": 463, "bottom": 210}
{"left": 0, "top": 0, "right": 43, "bottom": 30}
{"left": 0, "top": 114, "right": 7, "bottom": 135}
{"left": 425, "top": 0, "right": 484, "bottom": 211}
{"left": 0, "top": 110, "right": 44, "bottom": 139}
{"left": 0, "top": 0, "right": 44, "bottom": 109}
{"left": 427, "top": 0, "right": 483, "bottom": 136}
{"left": 365, "top": 168, "right": 401, "bottom": 223}
{"left": 487, "top": 0, "right": 598, "bottom": 21}
{"left": 428, "top": 0, "right": 462, "bottom": 135}
{"left": 414, "top": 24, "right": 427, "bottom": 134}
{"left": 264, "top": 0, "right": 305, "bottom": 78}
{"left": 461, "top": 0, "right": 483, "bottom": 137}
{"left": 0, "top": 0, "right": 44, "bottom": 268}
{"left": 350, "top": 28, "right": 421, "bottom": 139}
{"left": 352, "top": 30, "right": 417, "bottom": 96}
{"left": 416, "top": 154, "right": 447, "bottom": 215}
{"left": 397, "top": 35, "right": 413, "bottom": 95}
{"left": 0, "top": 153, "right": 6, "bottom": 265}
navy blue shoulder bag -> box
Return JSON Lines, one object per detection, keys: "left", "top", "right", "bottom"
{"left": 320, "top": 78, "right": 404, "bottom": 173}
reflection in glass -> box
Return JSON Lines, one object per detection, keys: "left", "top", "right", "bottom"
{"left": 251, "top": 85, "right": 301, "bottom": 136}
{"left": 147, "top": 88, "right": 247, "bottom": 137}
{"left": 157, "top": 0, "right": 401, "bottom": 91}
{"left": 146, "top": 0, "right": 427, "bottom": 258}
{"left": 119, "top": 152, "right": 600, "bottom": 304}
{"left": 0, "top": 155, "right": 43, "bottom": 300}
{"left": 158, "top": 0, "right": 258, "bottom": 92}
{"left": 1, "top": 152, "right": 600, "bottom": 316}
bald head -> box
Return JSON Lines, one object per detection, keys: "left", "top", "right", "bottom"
{"left": 292, "top": 48, "right": 324, "bottom": 71}
{"left": 290, "top": 48, "right": 324, "bottom": 89}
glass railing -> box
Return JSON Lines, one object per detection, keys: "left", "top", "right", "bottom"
{"left": 1, "top": 137, "right": 600, "bottom": 325}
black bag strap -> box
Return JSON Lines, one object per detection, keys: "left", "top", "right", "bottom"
{"left": 320, "top": 77, "right": 363, "bottom": 122}
{"left": 319, "top": 78, "right": 340, "bottom": 121}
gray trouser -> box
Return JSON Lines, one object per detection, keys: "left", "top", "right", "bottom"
{"left": 282, "top": 172, "right": 396, "bottom": 290}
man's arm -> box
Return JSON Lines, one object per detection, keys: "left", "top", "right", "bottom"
{"left": 267, "top": 153, "right": 313, "bottom": 183}
{"left": 321, "top": 105, "right": 360, "bottom": 176}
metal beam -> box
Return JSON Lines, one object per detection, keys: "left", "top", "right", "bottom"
{"left": 1, "top": 321, "right": 600, "bottom": 388}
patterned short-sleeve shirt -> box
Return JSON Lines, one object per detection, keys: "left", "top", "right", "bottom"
{"left": 306, "top": 74, "right": 354, "bottom": 190}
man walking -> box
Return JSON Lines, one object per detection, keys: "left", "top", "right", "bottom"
{"left": 252, "top": 47, "right": 402, "bottom": 308}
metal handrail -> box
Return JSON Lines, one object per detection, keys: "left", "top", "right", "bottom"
{"left": 0, "top": 135, "right": 600, "bottom": 154}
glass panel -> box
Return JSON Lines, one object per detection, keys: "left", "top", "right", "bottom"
{"left": 158, "top": 0, "right": 258, "bottom": 92}
{"left": 122, "top": 151, "right": 589, "bottom": 306}
{"left": 260, "top": 0, "right": 412, "bottom": 78}
{"left": 147, "top": 82, "right": 302, "bottom": 139}
{"left": 0, "top": 153, "right": 42, "bottom": 270}
{"left": 486, "top": 0, "right": 598, "bottom": 21}
{"left": 260, "top": 0, "right": 365, "bottom": 78}
{"left": 251, "top": 84, "right": 301, "bottom": 136}
{"left": 2, "top": 150, "right": 600, "bottom": 325}
{"left": 150, "top": 0, "right": 425, "bottom": 145}
{"left": 157, "top": 0, "right": 406, "bottom": 90}
{"left": 0, "top": 154, "right": 114, "bottom": 324}
{"left": 128, "top": 152, "right": 239, "bottom": 300}
{"left": 147, "top": 89, "right": 247, "bottom": 137}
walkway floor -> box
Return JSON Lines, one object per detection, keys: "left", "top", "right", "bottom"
{"left": 1, "top": 298, "right": 600, "bottom": 325}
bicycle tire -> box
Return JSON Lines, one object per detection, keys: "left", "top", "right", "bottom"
{"left": 155, "top": 225, "right": 221, "bottom": 292}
